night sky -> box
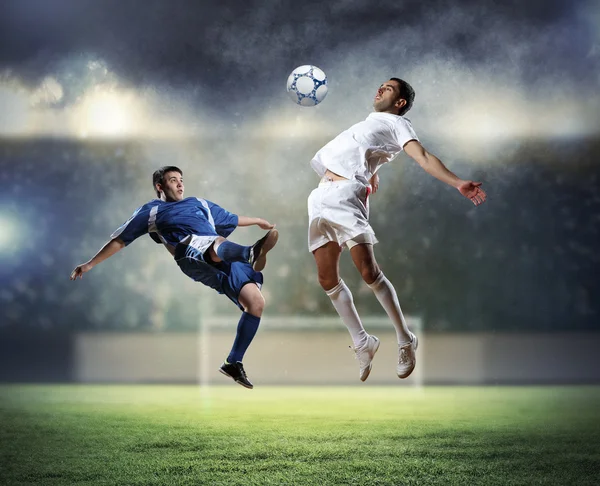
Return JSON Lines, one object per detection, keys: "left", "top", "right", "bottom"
{"left": 1, "top": 0, "right": 598, "bottom": 130}
{"left": 0, "top": 0, "right": 598, "bottom": 333}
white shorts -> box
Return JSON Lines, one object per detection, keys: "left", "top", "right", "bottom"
{"left": 307, "top": 179, "right": 378, "bottom": 252}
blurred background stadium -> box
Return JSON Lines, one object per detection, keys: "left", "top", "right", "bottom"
{"left": 0, "top": 0, "right": 599, "bottom": 385}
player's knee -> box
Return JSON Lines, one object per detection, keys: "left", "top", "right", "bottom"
{"left": 318, "top": 274, "right": 338, "bottom": 291}
{"left": 360, "top": 265, "right": 380, "bottom": 285}
{"left": 211, "top": 236, "right": 226, "bottom": 254}
{"left": 208, "top": 237, "right": 226, "bottom": 262}
{"left": 254, "top": 295, "right": 265, "bottom": 315}
{"left": 212, "top": 236, "right": 226, "bottom": 248}
{"left": 244, "top": 292, "right": 265, "bottom": 316}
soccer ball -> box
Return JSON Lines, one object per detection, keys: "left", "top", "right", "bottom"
{"left": 286, "top": 65, "right": 328, "bottom": 107}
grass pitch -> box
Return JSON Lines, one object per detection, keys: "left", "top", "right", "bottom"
{"left": 0, "top": 385, "right": 598, "bottom": 485}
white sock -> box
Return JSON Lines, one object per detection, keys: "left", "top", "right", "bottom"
{"left": 368, "top": 272, "right": 411, "bottom": 344}
{"left": 325, "top": 280, "right": 368, "bottom": 349}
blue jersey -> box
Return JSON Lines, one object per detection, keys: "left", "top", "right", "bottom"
{"left": 110, "top": 197, "right": 239, "bottom": 248}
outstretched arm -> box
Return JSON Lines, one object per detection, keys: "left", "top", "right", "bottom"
{"left": 237, "top": 216, "right": 275, "bottom": 230}
{"left": 70, "top": 238, "right": 126, "bottom": 280}
{"left": 369, "top": 173, "right": 380, "bottom": 195}
{"left": 403, "top": 140, "right": 487, "bottom": 206}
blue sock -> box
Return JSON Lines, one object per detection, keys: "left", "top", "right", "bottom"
{"left": 216, "top": 240, "right": 251, "bottom": 263}
{"left": 227, "top": 312, "right": 261, "bottom": 363}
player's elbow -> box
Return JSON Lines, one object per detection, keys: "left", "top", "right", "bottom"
{"left": 413, "top": 154, "right": 430, "bottom": 169}
{"left": 112, "top": 238, "right": 126, "bottom": 248}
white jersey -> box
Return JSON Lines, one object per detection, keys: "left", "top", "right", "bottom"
{"left": 310, "top": 112, "right": 419, "bottom": 185}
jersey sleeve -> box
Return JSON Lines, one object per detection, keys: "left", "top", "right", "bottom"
{"left": 206, "top": 200, "right": 239, "bottom": 238}
{"left": 394, "top": 117, "right": 419, "bottom": 149}
{"left": 110, "top": 206, "right": 149, "bottom": 246}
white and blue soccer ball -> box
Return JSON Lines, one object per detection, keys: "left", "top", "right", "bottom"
{"left": 286, "top": 65, "right": 328, "bottom": 107}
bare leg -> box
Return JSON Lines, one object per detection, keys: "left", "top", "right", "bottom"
{"left": 237, "top": 283, "right": 265, "bottom": 317}
{"left": 348, "top": 242, "right": 380, "bottom": 284}
{"left": 313, "top": 241, "right": 342, "bottom": 291}
{"left": 208, "top": 237, "right": 227, "bottom": 262}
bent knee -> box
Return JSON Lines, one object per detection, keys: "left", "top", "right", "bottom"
{"left": 318, "top": 274, "right": 339, "bottom": 292}
{"left": 360, "top": 266, "right": 381, "bottom": 285}
{"left": 243, "top": 293, "right": 265, "bottom": 316}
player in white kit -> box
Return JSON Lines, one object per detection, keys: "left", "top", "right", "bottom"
{"left": 308, "top": 78, "right": 487, "bottom": 381}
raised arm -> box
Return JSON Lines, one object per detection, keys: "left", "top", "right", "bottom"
{"left": 403, "top": 140, "right": 487, "bottom": 206}
{"left": 69, "top": 238, "right": 126, "bottom": 280}
{"left": 237, "top": 216, "right": 275, "bottom": 230}
{"left": 369, "top": 173, "right": 380, "bottom": 194}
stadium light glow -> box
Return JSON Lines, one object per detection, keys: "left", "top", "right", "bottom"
{"left": 78, "top": 90, "right": 137, "bottom": 138}
{"left": 250, "top": 111, "right": 335, "bottom": 139}
{"left": 0, "top": 85, "right": 29, "bottom": 136}
{"left": 433, "top": 95, "right": 598, "bottom": 143}
{"left": 0, "top": 214, "right": 20, "bottom": 256}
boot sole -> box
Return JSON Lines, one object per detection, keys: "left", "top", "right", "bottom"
{"left": 219, "top": 368, "right": 254, "bottom": 389}
{"left": 252, "top": 229, "right": 279, "bottom": 272}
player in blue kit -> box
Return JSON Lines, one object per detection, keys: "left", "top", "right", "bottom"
{"left": 70, "top": 166, "right": 278, "bottom": 389}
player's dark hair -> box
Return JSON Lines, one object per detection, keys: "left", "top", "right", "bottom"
{"left": 389, "top": 78, "right": 415, "bottom": 116}
{"left": 153, "top": 166, "right": 183, "bottom": 197}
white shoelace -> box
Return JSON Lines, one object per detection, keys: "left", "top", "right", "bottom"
{"left": 351, "top": 344, "right": 372, "bottom": 368}
{"left": 398, "top": 347, "right": 410, "bottom": 365}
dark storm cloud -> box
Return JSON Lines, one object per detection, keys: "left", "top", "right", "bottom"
{"left": 0, "top": 0, "right": 592, "bottom": 93}
{"left": 0, "top": 0, "right": 597, "bottom": 136}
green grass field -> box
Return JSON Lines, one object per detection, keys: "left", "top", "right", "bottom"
{"left": 0, "top": 385, "right": 599, "bottom": 485}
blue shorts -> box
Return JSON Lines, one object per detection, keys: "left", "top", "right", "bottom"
{"left": 174, "top": 243, "right": 263, "bottom": 310}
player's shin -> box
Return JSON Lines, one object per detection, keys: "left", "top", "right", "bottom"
{"left": 325, "top": 280, "right": 368, "bottom": 349}
{"left": 226, "top": 312, "right": 261, "bottom": 364}
{"left": 367, "top": 272, "right": 411, "bottom": 344}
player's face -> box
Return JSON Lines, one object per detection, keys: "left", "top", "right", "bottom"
{"left": 373, "top": 80, "right": 405, "bottom": 114}
{"left": 159, "top": 171, "right": 184, "bottom": 202}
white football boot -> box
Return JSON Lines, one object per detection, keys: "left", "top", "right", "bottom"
{"left": 397, "top": 332, "right": 418, "bottom": 379}
{"left": 353, "top": 335, "right": 380, "bottom": 382}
